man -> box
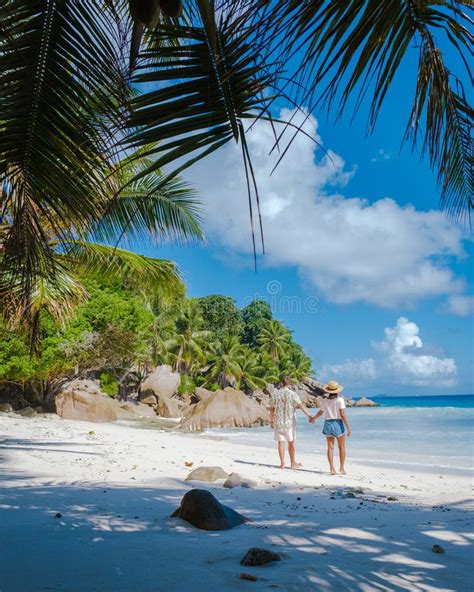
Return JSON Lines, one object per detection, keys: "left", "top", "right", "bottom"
{"left": 268, "top": 376, "right": 312, "bottom": 469}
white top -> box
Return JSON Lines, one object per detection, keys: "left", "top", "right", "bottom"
{"left": 321, "top": 396, "right": 346, "bottom": 420}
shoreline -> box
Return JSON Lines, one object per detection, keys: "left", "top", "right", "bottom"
{"left": 1, "top": 414, "right": 473, "bottom": 591}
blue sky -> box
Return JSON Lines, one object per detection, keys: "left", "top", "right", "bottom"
{"left": 133, "top": 51, "right": 473, "bottom": 397}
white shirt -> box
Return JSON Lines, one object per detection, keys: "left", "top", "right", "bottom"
{"left": 269, "top": 388, "right": 301, "bottom": 430}
{"left": 321, "top": 396, "right": 346, "bottom": 420}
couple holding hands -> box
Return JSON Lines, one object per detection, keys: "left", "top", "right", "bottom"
{"left": 268, "top": 377, "right": 351, "bottom": 475}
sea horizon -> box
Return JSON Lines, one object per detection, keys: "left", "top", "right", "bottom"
{"left": 363, "top": 393, "right": 474, "bottom": 408}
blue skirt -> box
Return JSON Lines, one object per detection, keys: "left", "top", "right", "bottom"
{"left": 322, "top": 419, "right": 345, "bottom": 437}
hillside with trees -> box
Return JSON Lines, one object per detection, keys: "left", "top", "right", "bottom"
{"left": 0, "top": 279, "right": 313, "bottom": 409}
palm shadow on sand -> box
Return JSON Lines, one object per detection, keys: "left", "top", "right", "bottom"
{"left": 234, "top": 458, "right": 326, "bottom": 475}
{"left": 1, "top": 436, "right": 472, "bottom": 592}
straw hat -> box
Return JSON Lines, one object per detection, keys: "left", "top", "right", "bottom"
{"left": 324, "top": 380, "right": 344, "bottom": 395}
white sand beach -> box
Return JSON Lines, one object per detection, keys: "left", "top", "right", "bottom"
{"left": 0, "top": 414, "right": 472, "bottom": 592}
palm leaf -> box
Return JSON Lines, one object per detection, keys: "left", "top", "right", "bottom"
{"left": 60, "top": 241, "right": 184, "bottom": 302}
{"left": 267, "top": 0, "right": 473, "bottom": 220}
{"left": 0, "top": 0, "right": 129, "bottom": 321}
{"left": 94, "top": 149, "right": 204, "bottom": 244}
{"left": 126, "top": 14, "right": 276, "bottom": 171}
{"left": 124, "top": 4, "right": 282, "bottom": 261}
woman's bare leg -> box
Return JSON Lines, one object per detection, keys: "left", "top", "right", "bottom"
{"left": 337, "top": 435, "right": 346, "bottom": 474}
{"left": 326, "top": 437, "right": 336, "bottom": 474}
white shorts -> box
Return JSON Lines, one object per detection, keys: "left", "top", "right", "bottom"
{"left": 274, "top": 428, "right": 295, "bottom": 442}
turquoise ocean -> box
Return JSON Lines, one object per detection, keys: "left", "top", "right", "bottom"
{"left": 214, "top": 394, "right": 474, "bottom": 476}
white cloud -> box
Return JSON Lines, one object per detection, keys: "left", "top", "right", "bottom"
{"left": 188, "top": 108, "right": 467, "bottom": 308}
{"left": 321, "top": 358, "right": 377, "bottom": 385}
{"left": 375, "top": 317, "right": 457, "bottom": 387}
{"left": 371, "top": 148, "right": 393, "bottom": 163}
{"left": 322, "top": 317, "right": 457, "bottom": 388}
{"left": 445, "top": 295, "right": 474, "bottom": 317}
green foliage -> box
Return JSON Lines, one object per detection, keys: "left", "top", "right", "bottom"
{"left": 241, "top": 300, "right": 273, "bottom": 348}
{"left": 205, "top": 335, "right": 246, "bottom": 388}
{"left": 0, "top": 323, "right": 35, "bottom": 382}
{"left": 99, "top": 373, "right": 119, "bottom": 398}
{"left": 166, "top": 301, "right": 211, "bottom": 374}
{"left": 0, "top": 281, "right": 154, "bottom": 393}
{"left": 196, "top": 295, "right": 243, "bottom": 342}
{"left": 178, "top": 374, "right": 196, "bottom": 396}
{"left": 0, "top": 281, "right": 313, "bottom": 403}
{"left": 257, "top": 319, "right": 292, "bottom": 361}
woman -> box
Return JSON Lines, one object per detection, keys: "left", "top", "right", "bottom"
{"left": 310, "top": 380, "right": 352, "bottom": 475}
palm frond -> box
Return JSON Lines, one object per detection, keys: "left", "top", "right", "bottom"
{"left": 94, "top": 149, "right": 204, "bottom": 244}
{"left": 27, "top": 266, "right": 87, "bottom": 326}
{"left": 124, "top": 4, "right": 283, "bottom": 261}
{"left": 0, "top": 0, "right": 129, "bottom": 320}
{"left": 0, "top": 253, "right": 86, "bottom": 349}
{"left": 126, "top": 13, "right": 276, "bottom": 171}
{"left": 267, "top": 0, "right": 473, "bottom": 220}
{"left": 60, "top": 241, "right": 184, "bottom": 302}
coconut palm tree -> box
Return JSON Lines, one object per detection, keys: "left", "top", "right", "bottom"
{"left": 278, "top": 344, "right": 314, "bottom": 383}
{"left": 166, "top": 302, "right": 211, "bottom": 373}
{"left": 0, "top": 150, "right": 202, "bottom": 343}
{"left": 237, "top": 350, "right": 277, "bottom": 392}
{"left": 205, "top": 335, "right": 246, "bottom": 388}
{"left": 257, "top": 320, "right": 291, "bottom": 362}
{"left": 150, "top": 308, "right": 181, "bottom": 367}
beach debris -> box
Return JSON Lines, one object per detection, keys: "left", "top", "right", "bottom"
{"left": 171, "top": 489, "right": 248, "bottom": 531}
{"left": 240, "top": 573, "right": 258, "bottom": 582}
{"left": 223, "top": 473, "right": 257, "bottom": 489}
{"left": 184, "top": 461, "right": 194, "bottom": 467}
{"left": 186, "top": 466, "right": 229, "bottom": 483}
{"left": 387, "top": 496, "right": 398, "bottom": 501}
{"left": 432, "top": 544, "right": 445, "bottom": 554}
{"left": 240, "top": 548, "right": 281, "bottom": 566}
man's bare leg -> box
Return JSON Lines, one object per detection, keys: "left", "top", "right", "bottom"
{"left": 337, "top": 435, "right": 346, "bottom": 474}
{"left": 288, "top": 440, "right": 302, "bottom": 469}
{"left": 277, "top": 441, "right": 285, "bottom": 468}
{"left": 326, "top": 436, "right": 336, "bottom": 475}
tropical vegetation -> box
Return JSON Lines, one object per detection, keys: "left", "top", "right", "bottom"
{"left": 1, "top": 0, "right": 472, "bottom": 340}
{"left": 0, "top": 1, "right": 471, "bottom": 406}
{"left": 0, "top": 278, "right": 313, "bottom": 406}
